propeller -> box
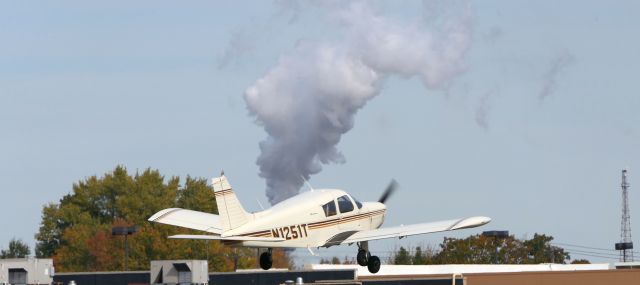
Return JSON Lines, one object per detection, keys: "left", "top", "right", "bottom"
{"left": 378, "top": 179, "right": 398, "bottom": 204}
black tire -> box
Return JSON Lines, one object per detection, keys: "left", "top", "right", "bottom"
{"left": 367, "top": 255, "right": 381, "bottom": 274}
{"left": 357, "top": 249, "right": 369, "bottom": 266}
{"left": 260, "top": 251, "right": 273, "bottom": 270}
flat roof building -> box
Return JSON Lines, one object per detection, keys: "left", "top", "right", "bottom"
{"left": 0, "top": 258, "right": 54, "bottom": 285}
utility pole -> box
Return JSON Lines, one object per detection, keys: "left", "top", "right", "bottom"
{"left": 615, "top": 170, "right": 634, "bottom": 262}
{"left": 112, "top": 226, "right": 139, "bottom": 271}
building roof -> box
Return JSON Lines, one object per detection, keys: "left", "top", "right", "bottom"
{"left": 305, "top": 263, "right": 613, "bottom": 277}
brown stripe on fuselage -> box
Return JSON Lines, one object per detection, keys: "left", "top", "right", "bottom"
{"left": 309, "top": 212, "right": 383, "bottom": 229}
{"left": 238, "top": 230, "right": 271, "bottom": 237}
{"left": 308, "top": 209, "right": 386, "bottom": 230}
{"left": 340, "top": 210, "right": 385, "bottom": 222}
{"left": 231, "top": 209, "right": 386, "bottom": 238}
{"left": 213, "top": 189, "right": 233, "bottom": 196}
{"left": 311, "top": 209, "right": 385, "bottom": 226}
{"left": 308, "top": 209, "right": 385, "bottom": 228}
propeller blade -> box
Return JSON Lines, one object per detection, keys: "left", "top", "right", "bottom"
{"left": 378, "top": 179, "right": 398, "bottom": 204}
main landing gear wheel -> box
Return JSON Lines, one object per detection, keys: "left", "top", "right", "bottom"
{"left": 357, "top": 242, "right": 380, "bottom": 273}
{"left": 259, "top": 249, "right": 273, "bottom": 270}
{"left": 357, "top": 249, "right": 370, "bottom": 267}
{"left": 367, "top": 255, "right": 381, "bottom": 274}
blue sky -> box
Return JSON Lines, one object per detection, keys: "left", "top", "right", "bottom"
{"left": 1, "top": 1, "right": 639, "bottom": 264}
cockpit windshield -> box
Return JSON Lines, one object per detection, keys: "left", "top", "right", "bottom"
{"left": 337, "top": 195, "right": 354, "bottom": 213}
{"left": 351, "top": 195, "right": 363, "bottom": 209}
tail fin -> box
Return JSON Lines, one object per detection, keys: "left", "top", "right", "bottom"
{"left": 212, "top": 174, "right": 250, "bottom": 232}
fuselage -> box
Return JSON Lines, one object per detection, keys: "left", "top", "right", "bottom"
{"left": 222, "top": 189, "right": 386, "bottom": 248}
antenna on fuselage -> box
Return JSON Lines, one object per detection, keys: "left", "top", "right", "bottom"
{"left": 255, "top": 198, "right": 265, "bottom": 210}
{"left": 301, "top": 175, "right": 314, "bottom": 192}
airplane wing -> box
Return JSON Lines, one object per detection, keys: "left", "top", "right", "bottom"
{"left": 148, "top": 208, "right": 223, "bottom": 234}
{"left": 169, "top": 235, "right": 285, "bottom": 242}
{"left": 326, "top": 216, "right": 491, "bottom": 246}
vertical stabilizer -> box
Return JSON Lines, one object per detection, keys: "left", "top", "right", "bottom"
{"left": 212, "top": 174, "right": 250, "bottom": 233}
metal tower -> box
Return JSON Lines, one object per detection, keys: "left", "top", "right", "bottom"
{"left": 615, "top": 169, "right": 634, "bottom": 262}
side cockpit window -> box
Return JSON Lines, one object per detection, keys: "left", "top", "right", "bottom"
{"left": 337, "top": 195, "right": 354, "bottom": 214}
{"left": 322, "top": 200, "right": 337, "bottom": 217}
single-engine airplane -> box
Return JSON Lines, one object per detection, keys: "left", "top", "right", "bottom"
{"left": 148, "top": 173, "right": 490, "bottom": 273}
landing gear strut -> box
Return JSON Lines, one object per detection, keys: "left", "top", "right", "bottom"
{"left": 260, "top": 248, "right": 273, "bottom": 270}
{"left": 357, "top": 242, "right": 381, "bottom": 273}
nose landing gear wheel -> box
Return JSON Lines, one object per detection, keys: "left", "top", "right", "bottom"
{"left": 367, "top": 255, "right": 381, "bottom": 274}
{"left": 260, "top": 249, "right": 273, "bottom": 270}
{"left": 357, "top": 249, "right": 370, "bottom": 266}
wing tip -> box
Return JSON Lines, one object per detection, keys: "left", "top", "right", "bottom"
{"left": 451, "top": 216, "right": 492, "bottom": 230}
{"left": 148, "top": 208, "right": 181, "bottom": 222}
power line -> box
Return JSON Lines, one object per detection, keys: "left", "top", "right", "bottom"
{"left": 552, "top": 242, "right": 615, "bottom": 252}
{"left": 569, "top": 250, "right": 619, "bottom": 259}
{"left": 568, "top": 251, "right": 620, "bottom": 261}
{"left": 553, "top": 242, "right": 640, "bottom": 255}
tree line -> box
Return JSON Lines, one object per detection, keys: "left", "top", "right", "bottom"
{"left": 389, "top": 234, "right": 590, "bottom": 265}
{"left": 31, "top": 166, "right": 292, "bottom": 272}
{"left": 321, "top": 234, "right": 591, "bottom": 265}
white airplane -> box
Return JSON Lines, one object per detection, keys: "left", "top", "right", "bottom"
{"left": 148, "top": 173, "right": 490, "bottom": 273}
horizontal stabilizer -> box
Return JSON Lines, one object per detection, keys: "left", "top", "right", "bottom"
{"left": 148, "top": 208, "right": 223, "bottom": 234}
{"left": 169, "top": 234, "right": 285, "bottom": 242}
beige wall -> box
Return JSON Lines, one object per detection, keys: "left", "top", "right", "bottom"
{"left": 467, "top": 269, "right": 640, "bottom": 285}
{"left": 358, "top": 270, "right": 640, "bottom": 285}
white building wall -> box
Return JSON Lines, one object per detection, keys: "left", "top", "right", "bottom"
{"left": 0, "top": 258, "right": 54, "bottom": 285}
{"left": 150, "top": 260, "right": 208, "bottom": 285}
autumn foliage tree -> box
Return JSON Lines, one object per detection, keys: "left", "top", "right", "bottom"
{"left": 34, "top": 166, "right": 292, "bottom": 272}
{"left": 392, "top": 233, "right": 575, "bottom": 265}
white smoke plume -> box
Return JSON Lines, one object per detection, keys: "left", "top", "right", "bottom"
{"left": 245, "top": 1, "right": 473, "bottom": 204}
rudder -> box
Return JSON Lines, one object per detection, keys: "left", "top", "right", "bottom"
{"left": 212, "top": 174, "right": 250, "bottom": 233}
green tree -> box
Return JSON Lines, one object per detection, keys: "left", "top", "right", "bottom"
{"left": 177, "top": 176, "right": 218, "bottom": 214}
{"left": 413, "top": 245, "right": 439, "bottom": 265}
{"left": 421, "top": 245, "right": 439, "bottom": 265}
{"left": 34, "top": 166, "right": 292, "bottom": 272}
{"left": 523, "top": 234, "right": 570, "bottom": 264}
{"left": 1, "top": 238, "right": 31, "bottom": 258}
{"left": 342, "top": 256, "right": 355, "bottom": 265}
{"left": 411, "top": 246, "right": 426, "bottom": 265}
{"left": 393, "top": 246, "right": 412, "bottom": 265}
{"left": 35, "top": 203, "right": 63, "bottom": 258}
{"left": 388, "top": 233, "right": 577, "bottom": 265}
{"left": 436, "top": 235, "right": 497, "bottom": 264}
{"left": 435, "top": 233, "right": 569, "bottom": 264}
